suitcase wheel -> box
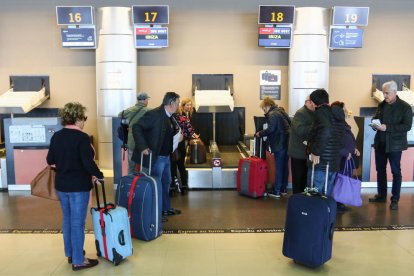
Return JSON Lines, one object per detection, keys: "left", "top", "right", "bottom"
{"left": 112, "top": 248, "right": 123, "bottom": 266}
{"left": 95, "top": 240, "right": 102, "bottom": 257}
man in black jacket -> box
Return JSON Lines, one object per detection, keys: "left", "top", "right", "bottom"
{"left": 307, "top": 89, "right": 345, "bottom": 195}
{"left": 369, "top": 81, "right": 413, "bottom": 210}
{"left": 133, "top": 92, "right": 183, "bottom": 220}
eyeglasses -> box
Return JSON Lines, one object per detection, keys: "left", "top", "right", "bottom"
{"left": 83, "top": 116, "right": 88, "bottom": 122}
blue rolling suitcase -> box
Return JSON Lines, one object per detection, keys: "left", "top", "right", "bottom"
{"left": 282, "top": 163, "right": 337, "bottom": 268}
{"left": 116, "top": 152, "right": 162, "bottom": 241}
{"left": 91, "top": 179, "right": 133, "bottom": 265}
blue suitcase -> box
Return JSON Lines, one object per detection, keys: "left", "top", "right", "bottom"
{"left": 91, "top": 180, "right": 133, "bottom": 265}
{"left": 282, "top": 163, "right": 337, "bottom": 267}
{"left": 116, "top": 153, "right": 162, "bottom": 241}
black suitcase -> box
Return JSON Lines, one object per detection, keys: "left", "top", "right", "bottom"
{"left": 189, "top": 139, "right": 206, "bottom": 164}
{"left": 282, "top": 163, "right": 337, "bottom": 267}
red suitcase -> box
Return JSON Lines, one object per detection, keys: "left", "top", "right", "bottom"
{"left": 237, "top": 138, "right": 267, "bottom": 198}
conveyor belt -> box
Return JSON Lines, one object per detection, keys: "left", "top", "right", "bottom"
{"left": 185, "top": 145, "right": 242, "bottom": 169}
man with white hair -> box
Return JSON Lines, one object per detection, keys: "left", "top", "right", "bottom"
{"left": 369, "top": 81, "right": 413, "bottom": 210}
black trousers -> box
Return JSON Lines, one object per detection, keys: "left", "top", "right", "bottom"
{"left": 291, "top": 157, "right": 308, "bottom": 194}
{"left": 375, "top": 145, "right": 402, "bottom": 201}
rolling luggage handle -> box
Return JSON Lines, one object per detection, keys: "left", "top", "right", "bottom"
{"left": 305, "top": 162, "right": 329, "bottom": 196}
{"left": 252, "top": 136, "right": 263, "bottom": 158}
{"left": 93, "top": 178, "right": 112, "bottom": 210}
{"left": 140, "top": 151, "right": 152, "bottom": 175}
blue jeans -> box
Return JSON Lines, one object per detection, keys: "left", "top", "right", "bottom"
{"left": 273, "top": 149, "right": 289, "bottom": 193}
{"left": 57, "top": 191, "right": 90, "bottom": 265}
{"left": 375, "top": 146, "right": 402, "bottom": 201}
{"left": 307, "top": 168, "right": 337, "bottom": 196}
{"left": 151, "top": 155, "right": 172, "bottom": 212}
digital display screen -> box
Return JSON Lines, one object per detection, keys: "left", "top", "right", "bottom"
{"left": 258, "top": 26, "right": 292, "bottom": 48}
{"left": 330, "top": 28, "right": 364, "bottom": 49}
{"left": 258, "top": 5, "right": 295, "bottom": 24}
{"left": 132, "top": 5, "right": 169, "bottom": 24}
{"left": 332, "top": 6, "right": 369, "bottom": 26}
{"left": 56, "top": 6, "right": 94, "bottom": 25}
{"left": 61, "top": 27, "right": 96, "bottom": 48}
{"left": 135, "top": 27, "right": 168, "bottom": 48}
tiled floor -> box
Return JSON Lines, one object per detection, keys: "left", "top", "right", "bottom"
{"left": 0, "top": 230, "right": 413, "bottom": 275}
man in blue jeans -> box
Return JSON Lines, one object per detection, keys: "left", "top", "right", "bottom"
{"left": 133, "top": 92, "right": 183, "bottom": 222}
{"left": 306, "top": 89, "right": 345, "bottom": 195}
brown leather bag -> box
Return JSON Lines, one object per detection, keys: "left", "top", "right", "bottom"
{"left": 30, "top": 166, "right": 59, "bottom": 201}
{"left": 189, "top": 139, "right": 207, "bottom": 164}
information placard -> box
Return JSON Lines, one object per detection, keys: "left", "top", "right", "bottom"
{"left": 56, "top": 6, "right": 94, "bottom": 25}
{"left": 132, "top": 5, "right": 169, "bottom": 24}
{"left": 332, "top": 6, "right": 369, "bottom": 26}
{"left": 61, "top": 27, "right": 96, "bottom": 48}
{"left": 330, "top": 28, "right": 364, "bottom": 49}
{"left": 258, "top": 5, "right": 295, "bottom": 25}
{"left": 258, "top": 26, "right": 292, "bottom": 48}
{"left": 135, "top": 27, "right": 168, "bottom": 48}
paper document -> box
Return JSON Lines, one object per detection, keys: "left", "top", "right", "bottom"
{"left": 173, "top": 131, "right": 182, "bottom": 152}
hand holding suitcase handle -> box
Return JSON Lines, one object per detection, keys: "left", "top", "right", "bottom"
{"left": 306, "top": 161, "right": 329, "bottom": 196}
{"left": 140, "top": 150, "right": 152, "bottom": 175}
{"left": 93, "top": 178, "right": 111, "bottom": 211}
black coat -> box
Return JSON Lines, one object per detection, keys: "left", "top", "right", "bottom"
{"left": 258, "top": 106, "right": 290, "bottom": 152}
{"left": 373, "top": 96, "right": 413, "bottom": 153}
{"left": 307, "top": 105, "right": 345, "bottom": 172}
{"left": 132, "top": 105, "right": 175, "bottom": 166}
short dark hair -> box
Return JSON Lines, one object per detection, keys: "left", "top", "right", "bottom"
{"left": 162, "top": 91, "right": 180, "bottom": 105}
{"left": 310, "top": 89, "right": 329, "bottom": 106}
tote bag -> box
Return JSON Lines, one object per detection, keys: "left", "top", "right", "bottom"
{"left": 30, "top": 166, "right": 59, "bottom": 201}
{"left": 332, "top": 159, "right": 362, "bottom": 206}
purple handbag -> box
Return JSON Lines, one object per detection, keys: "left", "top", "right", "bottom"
{"left": 332, "top": 159, "right": 362, "bottom": 207}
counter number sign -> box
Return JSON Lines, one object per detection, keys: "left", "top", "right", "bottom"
{"left": 132, "top": 5, "right": 169, "bottom": 25}
{"left": 332, "top": 7, "right": 369, "bottom": 26}
{"left": 258, "top": 5, "right": 295, "bottom": 25}
{"left": 56, "top": 6, "right": 94, "bottom": 25}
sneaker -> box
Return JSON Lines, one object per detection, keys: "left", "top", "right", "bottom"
{"left": 268, "top": 191, "right": 281, "bottom": 198}
{"left": 369, "top": 195, "right": 386, "bottom": 203}
{"left": 390, "top": 200, "right": 398, "bottom": 210}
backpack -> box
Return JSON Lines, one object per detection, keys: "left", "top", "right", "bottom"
{"left": 117, "top": 111, "right": 129, "bottom": 151}
{"left": 117, "top": 108, "right": 143, "bottom": 149}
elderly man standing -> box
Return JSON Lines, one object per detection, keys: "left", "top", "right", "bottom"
{"left": 133, "top": 92, "right": 183, "bottom": 221}
{"left": 369, "top": 81, "right": 413, "bottom": 210}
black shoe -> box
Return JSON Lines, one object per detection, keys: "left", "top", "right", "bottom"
{"left": 337, "top": 203, "right": 352, "bottom": 212}
{"left": 72, "top": 258, "right": 98, "bottom": 271}
{"left": 181, "top": 186, "right": 188, "bottom": 195}
{"left": 390, "top": 200, "right": 398, "bottom": 210}
{"left": 163, "top": 208, "right": 182, "bottom": 216}
{"left": 68, "top": 250, "right": 85, "bottom": 264}
{"left": 162, "top": 216, "right": 168, "bottom": 222}
{"left": 369, "top": 195, "right": 386, "bottom": 203}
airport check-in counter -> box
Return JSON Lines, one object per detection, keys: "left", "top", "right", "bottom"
{"left": 4, "top": 116, "right": 62, "bottom": 190}
{"left": 355, "top": 116, "right": 414, "bottom": 185}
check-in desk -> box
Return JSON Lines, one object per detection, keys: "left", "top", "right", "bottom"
{"left": 4, "top": 117, "right": 62, "bottom": 190}
{"left": 355, "top": 116, "right": 414, "bottom": 186}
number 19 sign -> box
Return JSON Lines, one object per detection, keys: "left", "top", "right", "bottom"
{"left": 56, "top": 6, "right": 94, "bottom": 25}
{"left": 332, "top": 7, "right": 369, "bottom": 26}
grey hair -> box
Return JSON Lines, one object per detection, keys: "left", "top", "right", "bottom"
{"left": 383, "top": 81, "right": 398, "bottom": 92}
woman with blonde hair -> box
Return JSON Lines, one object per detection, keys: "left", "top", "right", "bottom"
{"left": 171, "top": 98, "right": 199, "bottom": 194}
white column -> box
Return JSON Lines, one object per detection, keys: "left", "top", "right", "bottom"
{"left": 96, "top": 7, "right": 137, "bottom": 168}
{"left": 288, "top": 7, "right": 330, "bottom": 116}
